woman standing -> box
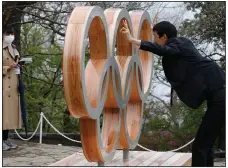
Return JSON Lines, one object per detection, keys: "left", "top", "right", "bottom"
{"left": 3, "top": 27, "right": 22, "bottom": 151}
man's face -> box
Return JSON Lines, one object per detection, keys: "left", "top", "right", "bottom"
{"left": 153, "top": 31, "right": 167, "bottom": 46}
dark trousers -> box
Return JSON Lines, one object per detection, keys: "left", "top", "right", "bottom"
{"left": 3, "top": 130, "right": 9, "bottom": 141}
{"left": 192, "top": 87, "right": 225, "bottom": 166}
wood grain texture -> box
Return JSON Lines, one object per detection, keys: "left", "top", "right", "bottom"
{"left": 104, "top": 8, "right": 133, "bottom": 100}
{"left": 128, "top": 151, "right": 156, "bottom": 166}
{"left": 63, "top": 6, "right": 122, "bottom": 162}
{"left": 104, "top": 8, "right": 145, "bottom": 150}
{"left": 160, "top": 153, "right": 185, "bottom": 166}
{"left": 130, "top": 11, "right": 153, "bottom": 98}
{"left": 51, "top": 151, "right": 192, "bottom": 167}
{"left": 63, "top": 6, "right": 154, "bottom": 163}
{"left": 149, "top": 151, "right": 176, "bottom": 166}
{"left": 49, "top": 152, "right": 84, "bottom": 166}
{"left": 171, "top": 153, "right": 192, "bottom": 166}
{"left": 63, "top": 6, "right": 110, "bottom": 119}
{"left": 138, "top": 151, "right": 165, "bottom": 166}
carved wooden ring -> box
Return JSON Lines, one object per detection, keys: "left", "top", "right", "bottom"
{"left": 63, "top": 6, "right": 153, "bottom": 162}
{"left": 130, "top": 11, "right": 154, "bottom": 99}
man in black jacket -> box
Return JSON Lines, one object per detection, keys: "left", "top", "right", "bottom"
{"left": 121, "top": 20, "right": 225, "bottom": 166}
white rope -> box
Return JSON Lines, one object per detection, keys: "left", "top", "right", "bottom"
{"left": 14, "top": 118, "right": 41, "bottom": 141}
{"left": 169, "top": 138, "right": 195, "bottom": 152}
{"left": 137, "top": 138, "right": 195, "bottom": 152}
{"left": 41, "top": 113, "right": 81, "bottom": 143}
{"left": 14, "top": 112, "right": 194, "bottom": 152}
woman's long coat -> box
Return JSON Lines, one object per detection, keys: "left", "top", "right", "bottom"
{"left": 3, "top": 42, "right": 22, "bottom": 130}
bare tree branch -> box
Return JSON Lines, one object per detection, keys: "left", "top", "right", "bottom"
{"left": 198, "top": 49, "right": 224, "bottom": 62}
{"left": 23, "top": 53, "right": 62, "bottom": 56}
{"left": 150, "top": 94, "right": 170, "bottom": 110}
{"left": 15, "top": 8, "right": 66, "bottom": 26}
{"left": 39, "top": 22, "right": 65, "bottom": 36}
{"left": 23, "top": 72, "right": 62, "bottom": 86}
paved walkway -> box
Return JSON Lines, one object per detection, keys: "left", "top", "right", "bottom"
{"left": 3, "top": 139, "right": 225, "bottom": 166}
{"left": 3, "top": 139, "right": 82, "bottom": 166}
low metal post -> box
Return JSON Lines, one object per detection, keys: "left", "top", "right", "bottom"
{"left": 98, "top": 162, "right": 104, "bottom": 166}
{"left": 123, "top": 148, "right": 129, "bottom": 160}
{"left": 39, "top": 112, "right": 43, "bottom": 144}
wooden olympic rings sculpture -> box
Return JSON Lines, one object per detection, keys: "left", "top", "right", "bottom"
{"left": 62, "top": 6, "right": 154, "bottom": 163}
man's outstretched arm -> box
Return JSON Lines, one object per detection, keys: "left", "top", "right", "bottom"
{"left": 139, "top": 41, "right": 180, "bottom": 57}
{"left": 121, "top": 20, "right": 181, "bottom": 57}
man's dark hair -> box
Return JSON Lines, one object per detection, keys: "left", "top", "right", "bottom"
{"left": 153, "top": 21, "right": 177, "bottom": 39}
{"left": 3, "top": 26, "right": 15, "bottom": 35}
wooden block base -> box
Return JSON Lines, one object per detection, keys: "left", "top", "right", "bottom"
{"left": 50, "top": 150, "right": 192, "bottom": 166}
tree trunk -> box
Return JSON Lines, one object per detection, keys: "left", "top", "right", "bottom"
{"left": 3, "top": 2, "right": 37, "bottom": 53}
{"left": 63, "top": 108, "right": 71, "bottom": 133}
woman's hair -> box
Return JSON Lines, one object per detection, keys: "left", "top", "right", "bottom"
{"left": 153, "top": 21, "right": 177, "bottom": 39}
{"left": 3, "top": 26, "right": 15, "bottom": 35}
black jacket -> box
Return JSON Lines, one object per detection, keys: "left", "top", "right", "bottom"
{"left": 140, "top": 37, "right": 225, "bottom": 109}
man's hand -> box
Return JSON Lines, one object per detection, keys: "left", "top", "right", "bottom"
{"left": 120, "top": 19, "right": 133, "bottom": 42}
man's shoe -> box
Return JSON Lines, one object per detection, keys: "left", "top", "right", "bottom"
{"left": 3, "top": 141, "right": 10, "bottom": 151}
{"left": 4, "top": 140, "right": 18, "bottom": 149}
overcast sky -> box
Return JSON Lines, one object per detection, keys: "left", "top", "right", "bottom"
{"left": 149, "top": 2, "right": 223, "bottom": 102}
{"left": 147, "top": 2, "right": 195, "bottom": 102}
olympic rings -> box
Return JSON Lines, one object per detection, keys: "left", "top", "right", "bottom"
{"left": 63, "top": 6, "right": 154, "bottom": 162}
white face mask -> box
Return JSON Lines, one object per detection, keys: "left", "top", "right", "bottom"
{"left": 4, "top": 35, "right": 15, "bottom": 44}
